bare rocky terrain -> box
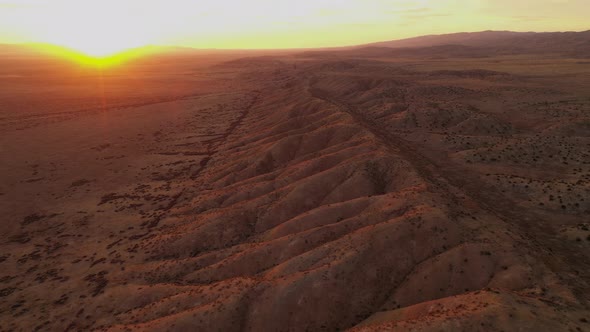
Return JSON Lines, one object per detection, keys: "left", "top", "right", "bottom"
{"left": 1, "top": 32, "right": 590, "bottom": 331}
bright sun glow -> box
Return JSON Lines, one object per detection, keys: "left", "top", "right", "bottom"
{"left": 20, "top": 1, "right": 159, "bottom": 57}
{"left": 0, "top": 0, "right": 588, "bottom": 60}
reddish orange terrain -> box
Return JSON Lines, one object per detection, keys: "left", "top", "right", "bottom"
{"left": 1, "top": 33, "right": 590, "bottom": 331}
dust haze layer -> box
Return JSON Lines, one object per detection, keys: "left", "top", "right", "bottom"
{"left": 1, "top": 31, "right": 590, "bottom": 331}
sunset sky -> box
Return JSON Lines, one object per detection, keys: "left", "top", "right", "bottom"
{"left": 0, "top": 0, "right": 588, "bottom": 56}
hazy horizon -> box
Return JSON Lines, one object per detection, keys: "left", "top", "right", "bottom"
{"left": 1, "top": 0, "right": 589, "bottom": 56}
{"left": 3, "top": 28, "right": 590, "bottom": 52}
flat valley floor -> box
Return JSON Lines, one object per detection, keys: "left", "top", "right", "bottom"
{"left": 1, "top": 51, "right": 590, "bottom": 331}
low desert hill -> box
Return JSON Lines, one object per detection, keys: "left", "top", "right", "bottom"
{"left": 300, "top": 30, "right": 590, "bottom": 58}
{"left": 369, "top": 30, "right": 590, "bottom": 54}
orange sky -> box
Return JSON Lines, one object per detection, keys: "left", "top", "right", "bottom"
{"left": 0, "top": 0, "right": 588, "bottom": 56}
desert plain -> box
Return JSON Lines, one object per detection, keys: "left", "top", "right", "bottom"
{"left": 1, "top": 31, "right": 590, "bottom": 331}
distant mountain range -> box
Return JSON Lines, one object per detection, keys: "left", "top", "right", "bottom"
{"left": 353, "top": 30, "right": 590, "bottom": 58}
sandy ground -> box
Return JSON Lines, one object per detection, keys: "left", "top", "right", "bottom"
{"left": 1, "top": 50, "right": 589, "bottom": 331}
